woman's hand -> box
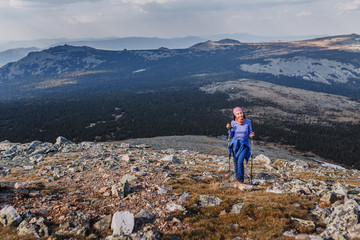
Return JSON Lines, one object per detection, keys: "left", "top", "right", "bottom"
{"left": 226, "top": 123, "right": 231, "bottom": 129}
{"left": 250, "top": 132, "right": 255, "bottom": 138}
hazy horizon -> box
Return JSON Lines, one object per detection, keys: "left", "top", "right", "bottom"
{"left": 0, "top": 0, "right": 359, "bottom": 43}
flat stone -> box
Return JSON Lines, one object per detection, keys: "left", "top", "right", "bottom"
{"left": 166, "top": 202, "right": 185, "bottom": 212}
{"left": 266, "top": 186, "right": 284, "bottom": 194}
{"left": 295, "top": 234, "right": 323, "bottom": 240}
{"left": 230, "top": 202, "right": 245, "bottom": 214}
{"left": 178, "top": 192, "right": 190, "bottom": 203}
{"left": 198, "top": 195, "right": 222, "bottom": 207}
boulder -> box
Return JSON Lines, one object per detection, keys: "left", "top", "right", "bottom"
{"left": 237, "top": 184, "right": 254, "bottom": 191}
{"left": 178, "top": 192, "right": 190, "bottom": 203}
{"left": 230, "top": 202, "right": 245, "bottom": 214}
{"left": 289, "top": 160, "right": 309, "bottom": 172}
{"left": 120, "top": 174, "right": 138, "bottom": 183}
{"left": 160, "top": 155, "right": 181, "bottom": 164}
{"left": 111, "top": 180, "right": 130, "bottom": 199}
{"left": 348, "top": 224, "right": 360, "bottom": 239}
{"left": 291, "top": 217, "right": 316, "bottom": 233}
{"left": 254, "top": 154, "right": 272, "bottom": 165}
{"left": 55, "top": 136, "right": 74, "bottom": 146}
{"left": 111, "top": 211, "right": 134, "bottom": 235}
{"left": 198, "top": 195, "right": 222, "bottom": 207}
{"left": 310, "top": 205, "right": 331, "bottom": 222}
{"left": 319, "top": 192, "right": 338, "bottom": 207}
{"left": 331, "top": 182, "right": 348, "bottom": 196}
{"left": 256, "top": 172, "right": 277, "bottom": 180}
{"left": 0, "top": 140, "right": 17, "bottom": 151}
{"left": 136, "top": 209, "right": 155, "bottom": 222}
{"left": 94, "top": 215, "right": 112, "bottom": 233}
{"left": 251, "top": 179, "right": 267, "bottom": 185}
{"left": 0, "top": 205, "right": 22, "bottom": 227}
{"left": 321, "top": 199, "right": 360, "bottom": 238}
{"left": 17, "top": 217, "right": 49, "bottom": 238}
{"left": 166, "top": 202, "right": 185, "bottom": 212}
{"left": 266, "top": 185, "right": 284, "bottom": 194}
{"left": 29, "top": 155, "right": 44, "bottom": 165}
{"left": 56, "top": 211, "right": 91, "bottom": 237}
{"left": 283, "top": 229, "right": 297, "bottom": 237}
{"left": 27, "top": 141, "right": 43, "bottom": 154}
{"left": 294, "top": 234, "right": 323, "bottom": 240}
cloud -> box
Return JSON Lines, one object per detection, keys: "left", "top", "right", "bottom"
{"left": 297, "top": 11, "right": 312, "bottom": 17}
{"left": 67, "top": 13, "right": 103, "bottom": 24}
{"left": 1, "top": 0, "right": 98, "bottom": 9}
{"left": 336, "top": 0, "right": 360, "bottom": 13}
{"left": 0, "top": 0, "right": 8, "bottom": 7}
{"left": 117, "top": 0, "right": 172, "bottom": 4}
{"left": 0, "top": 0, "right": 357, "bottom": 42}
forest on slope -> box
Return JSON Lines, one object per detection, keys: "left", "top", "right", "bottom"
{"left": 1, "top": 88, "right": 359, "bottom": 169}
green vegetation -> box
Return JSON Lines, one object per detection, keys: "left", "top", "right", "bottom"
{"left": 0, "top": 88, "right": 359, "bottom": 168}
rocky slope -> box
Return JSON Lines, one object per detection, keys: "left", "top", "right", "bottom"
{"left": 1, "top": 136, "right": 360, "bottom": 239}
{"left": 200, "top": 79, "right": 360, "bottom": 125}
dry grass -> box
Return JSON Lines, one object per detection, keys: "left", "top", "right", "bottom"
{"left": 165, "top": 173, "right": 319, "bottom": 240}
{"left": 159, "top": 157, "right": 342, "bottom": 239}
{"left": 0, "top": 225, "right": 35, "bottom": 240}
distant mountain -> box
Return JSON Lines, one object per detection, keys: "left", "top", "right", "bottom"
{"left": 0, "top": 34, "right": 360, "bottom": 100}
{"left": 0, "top": 36, "right": 207, "bottom": 52}
{"left": 206, "top": 32, "right": 327, "bottom": 43}
{"left": 56, "top": 36, "right": 207, "bottom": 50}
{"left": 0, "top": 33, "right": 326, "bottom": 52}
{"left": 0, "top": 47, "right": 40, "bottom": 67}
{"left": 0, "top": 38, "right": 67, "bottom": 52}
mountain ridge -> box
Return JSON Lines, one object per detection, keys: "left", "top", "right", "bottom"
{"left": 0, "top": 33, "right": 360, "bottom": 100}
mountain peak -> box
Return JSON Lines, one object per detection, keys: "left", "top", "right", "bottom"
{"left": 46, "top": 44, "right": 96, "bottom": 53}
{"left": 215, "top": 38, "right": 241, "bottom": 44}
{"left": 189, "top": 38, "right": 241, "bottom": 50}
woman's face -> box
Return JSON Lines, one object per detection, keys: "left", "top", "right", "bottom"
{"left": 235, "top": 110, "right": 244, "bottom": 120}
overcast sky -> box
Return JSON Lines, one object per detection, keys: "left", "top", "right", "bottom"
{"left": 0, "top": 0, "right": 359, "bottom": 42}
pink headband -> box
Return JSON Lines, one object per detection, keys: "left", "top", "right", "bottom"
{"left": 233, "top": 107, "right": 243, "bottom": 115}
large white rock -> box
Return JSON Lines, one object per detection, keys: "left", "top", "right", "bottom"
{"left": 111, "top": 211, "right": 134, "bottom": 235}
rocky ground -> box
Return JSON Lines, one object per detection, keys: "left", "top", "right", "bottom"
{"left": 1, "top": 136, "right": 360, "bottom": 239}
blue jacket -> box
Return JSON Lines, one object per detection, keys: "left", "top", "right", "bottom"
{"left": 228, "top": 138, "right": 251, "bottom": 163}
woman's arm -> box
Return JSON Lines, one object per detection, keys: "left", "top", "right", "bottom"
{"left": 226, "top": 123, "right": 234, "bottom": 138}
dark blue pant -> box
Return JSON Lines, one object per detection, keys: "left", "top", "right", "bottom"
{"left": 233, "top": 146, "right": 249, "bottom": 183}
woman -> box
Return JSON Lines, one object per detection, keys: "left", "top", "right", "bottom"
{"left": 226, "top": 107, "right": 255, "bottom": 186}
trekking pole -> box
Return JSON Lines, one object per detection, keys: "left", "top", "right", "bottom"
{"left": 250, "top": 138, "right": 254, "bottom": 185}
{"left": 227, "top": 135, "right": 231, "bottom": 173}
